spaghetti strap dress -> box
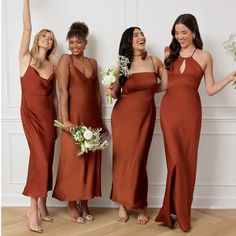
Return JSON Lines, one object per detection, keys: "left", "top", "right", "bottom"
{"left": 53, "top": 57, "right": 103, "bottom": 201}
{"left": 110, "top": 67, "right": 157, "bottom": 209}
{"left": 155, "top": 50, "right": 204, "bottom": 231}
{"left": 21, "top": 65, "right": 56, "bottom": 197}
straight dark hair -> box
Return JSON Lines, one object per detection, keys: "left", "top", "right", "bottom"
{"left": 165, "top": 14, "right": 203, "bottom": 70}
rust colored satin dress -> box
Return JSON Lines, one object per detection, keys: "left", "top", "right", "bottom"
{"left": 155, "top": 54, "right": 204, "bottom": 232}
{"left": 21, "top": 65, "right": 56, "bottom": 197}
{"left": 110, "top": 72, "right": 157, "bottom": 210}
{"left": 53, "top": 60, "right": 103, "bottom": 201}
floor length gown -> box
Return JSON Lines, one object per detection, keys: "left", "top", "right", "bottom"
{"left": 53, "top": 58, "right": 103, "bottom": 201}
{"left": 155, "top": 52, "right": 204, "bottom": 231}
{"left": 21, "top": 65, "right": 56, "bottom": 197}
{"left": 110, "top": 71, "right": 157, "bottom": 210}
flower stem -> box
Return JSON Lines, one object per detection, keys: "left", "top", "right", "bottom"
{"left": 53, "top": 120, "right": 65, "bottom": 128}
{"left": 107, "top": 95, "right": 112, "bottom": 104}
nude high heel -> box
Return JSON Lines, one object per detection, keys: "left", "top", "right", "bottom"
{"left": 26, "top": 212, "right": 43, "bottom": 233}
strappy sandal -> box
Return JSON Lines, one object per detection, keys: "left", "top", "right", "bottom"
{"left": 39, "top": 211, "right": 53, "bottom": 223}
{"left": 83, "top": 214, "right": 94, "bottom": 222}
{"left": 67, "top": 206, "right": 85, "bottom": 224}
{"left": 77, "top": 201, "right": 94, "bottom": 222}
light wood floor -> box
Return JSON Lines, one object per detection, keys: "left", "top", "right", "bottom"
{"left": 2, "top": 207, "right": 236, "bottom": 236}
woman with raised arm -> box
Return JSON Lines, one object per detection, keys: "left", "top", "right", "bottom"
{"left": 155, "top": 14, "right": 236, "bottom": 232}
{"left": 106, "top": 27, "right": 166, "bottom": 224}
{"left": 19, "top": 0, "right": 58, "bottom": 233}
{"left": 52, "top": 22, "right": 107, "bottom": 224}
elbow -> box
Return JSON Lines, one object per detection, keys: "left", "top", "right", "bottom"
{"left": 207, "top": 90, "right": 215, "bottom": 96}
{"left": 206, "top": 86, "right": 215, "bottom": 96}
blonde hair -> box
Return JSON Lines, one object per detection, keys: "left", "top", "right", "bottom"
{"left": 30, "top": 29, "right": 58, "bottom": 68}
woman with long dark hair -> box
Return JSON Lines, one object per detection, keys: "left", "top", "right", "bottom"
{"left": 19, "top": 0, "right": 58, "bottom": 233}
{"left": 106, "top": 27, "right": 166, "bottom": 224}
{"left": 155, "top": 14, "right": 236, "bottom": 232}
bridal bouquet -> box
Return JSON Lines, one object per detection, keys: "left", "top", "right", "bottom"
{"left": 223, "top": 34, "right": 236, "bottom": 88}
{"left": 54, "top": 120, "right": 109, "bottom": 156}
{"left": 102, "top": 55, "right": 130, "bottom": 104}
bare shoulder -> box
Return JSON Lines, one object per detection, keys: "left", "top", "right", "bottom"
{"left": 150, "top": 55, "right": 164, "bottom": 67}
{"left": 197, "top": 50, "right": 212, "bottom": 61}
{"left": 88, "top": 57, "right": 97, "bottom": 66}
{"left": 59, "top": 53, "right": 71, "bottom": 62}
{"left": 57, "top": 54, "right": 72, "bottom": 66}
{"left": 88, "top": 57, "right": 98, "bottom": 71}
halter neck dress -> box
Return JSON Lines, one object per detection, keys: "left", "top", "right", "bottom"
{"left": 155, "top": 49, "right": 204, "bottom": 231}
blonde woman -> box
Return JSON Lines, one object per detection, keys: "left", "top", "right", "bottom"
{"left": 19, "top": 0, "right": 58, "bottom": 233}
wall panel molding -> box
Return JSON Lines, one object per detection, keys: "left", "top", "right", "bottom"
{"left": 2, "top": 0, "right": 236, "bottom": 208}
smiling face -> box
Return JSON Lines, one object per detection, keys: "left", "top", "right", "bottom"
{"left": 68, "top": 36, "right": 87, "bottom": 56}
{"left": 175, "top": 23, "right": 195, "bottom": 49}
{"left": 38, "top": 31, "right": 54, "bottom": 50}
{"left": 132, "top": 28, "right": 146, "bottom": 53}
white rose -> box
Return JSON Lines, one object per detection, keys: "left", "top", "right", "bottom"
{"left": 83, "top": 130, "right": 93, "bottom": 140}
{"left": 102, "top": 75, "right": 116, "bottom": 86}
{"left": 84, "top": 141, "right": 93, "bottom": 149}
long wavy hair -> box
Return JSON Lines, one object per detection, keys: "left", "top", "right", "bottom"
{"left": 165, "top": 14, "right": 203, "bottom": 70}
{"left": 118, "top": 27, "right": 140, "bottom": 84}
{"left": 30, "top": 29, "right": 57, "bottom": 68}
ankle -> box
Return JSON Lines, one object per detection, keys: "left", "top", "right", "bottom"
{"left": 27, "top": 210, "right": 40, "bottom": 226}
{"left": 68, "top": 201, "right": 77, "bottom": 209}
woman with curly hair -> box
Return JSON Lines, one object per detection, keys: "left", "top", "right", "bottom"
{"left": 53, "top": 21, "right": 107, "bottom": 224}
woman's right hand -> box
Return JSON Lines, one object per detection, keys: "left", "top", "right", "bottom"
{"left": 63, "top": 120, "right": 76, "bottom": 133}
{"left": 104, "top": 84, "right": 114, "bottom": 96}
{"left": 105, "top": 83, "right": 120, "bottom": 99}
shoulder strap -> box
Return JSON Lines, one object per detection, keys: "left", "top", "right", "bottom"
{"left": 150, "top": 56, "right": 157, "bottom": 73}
{"left": 87, "top": 58, "right": 96, "bottom": 74}
{"left": 191, "top": 48, "right": 197, "bottom": 57}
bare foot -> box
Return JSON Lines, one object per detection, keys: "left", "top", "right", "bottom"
{"left": 117, "top": 205, "right": 129, "bottom": 222}
{"left": 137, "top": 208, "right": 149, "bottom": 225}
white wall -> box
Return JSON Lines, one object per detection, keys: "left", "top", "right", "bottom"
{"left": 2, "top": 0, "right": 236, "bottom": 208}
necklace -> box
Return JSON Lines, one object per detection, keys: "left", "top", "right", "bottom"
{"left": 132, "top": 51, "right": 147, "bottom": 60}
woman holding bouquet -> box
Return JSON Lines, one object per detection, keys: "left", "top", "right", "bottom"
{"left": 155, "top": 14, "right": 236, "bottom": 232}
{"left": 106, "top": 27, "right": 166, "bottom": 224}
{"left": 53, "top": 22, "right": 106, "bottom": 223}
{"left": 19, "top": 0, "right": 58, "bottom": 233}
